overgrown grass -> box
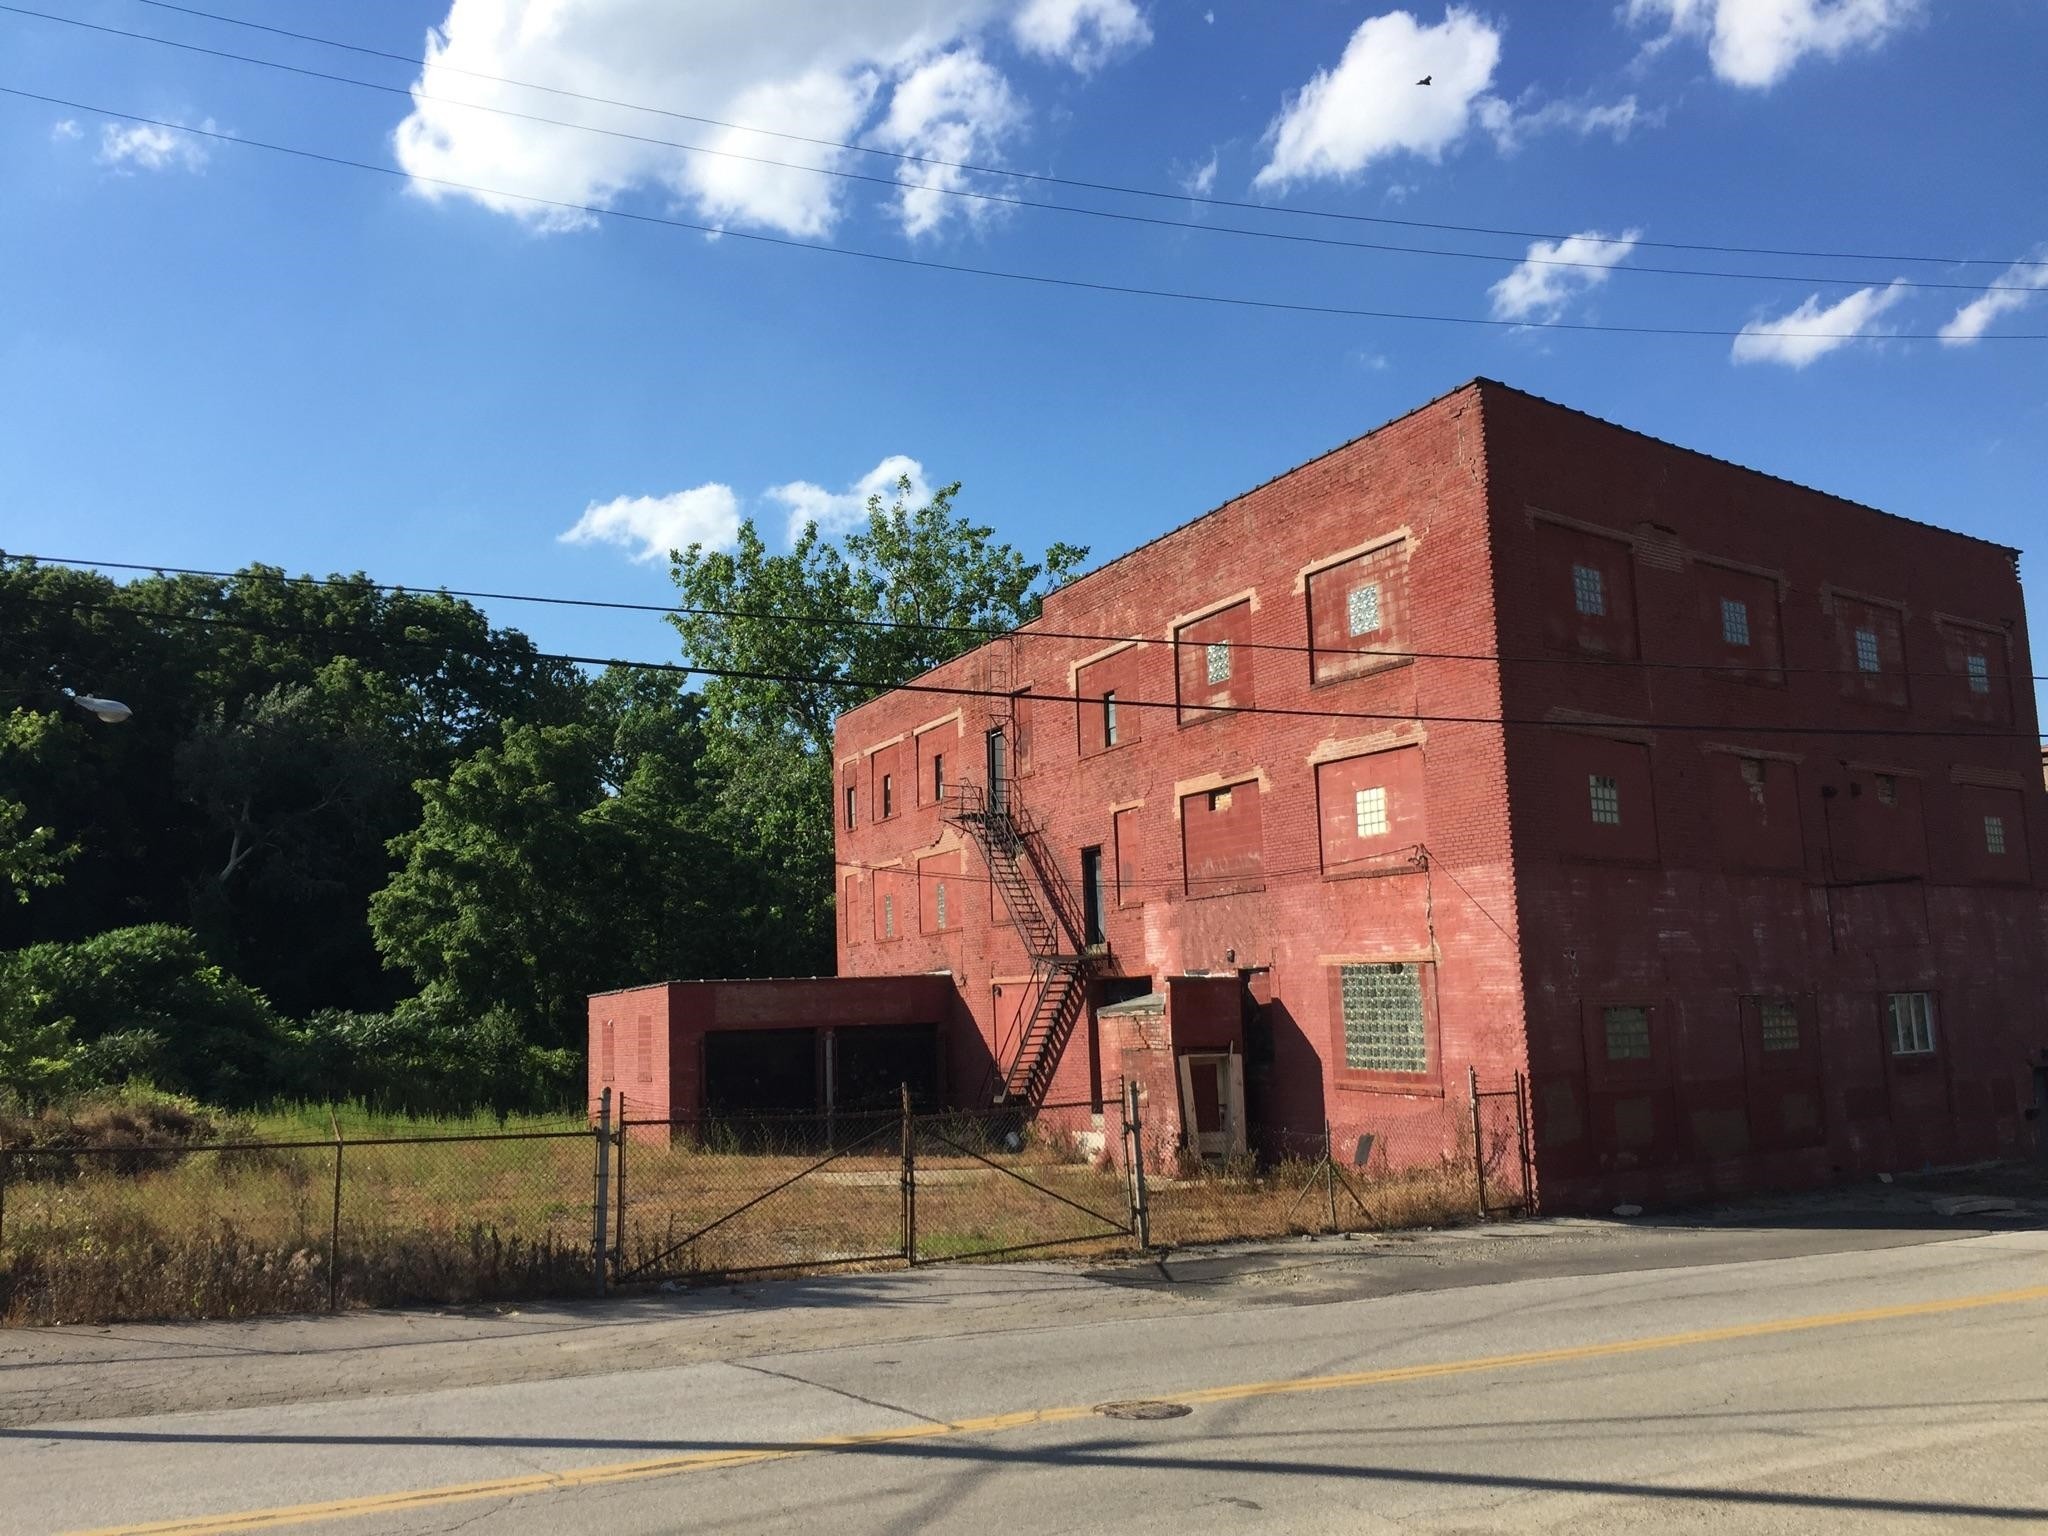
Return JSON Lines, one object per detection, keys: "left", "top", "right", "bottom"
{"left": 244, "top": 1100, "right": 585, "bottom": 1141}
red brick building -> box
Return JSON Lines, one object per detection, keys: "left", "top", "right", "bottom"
{"left": 826, "top": 379, "right": 2047, "bottom": 1207}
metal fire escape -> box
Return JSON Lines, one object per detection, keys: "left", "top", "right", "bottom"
{"left": 944, "top": 646, "right": 1097, "bottom": 1105}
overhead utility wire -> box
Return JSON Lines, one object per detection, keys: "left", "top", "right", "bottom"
{"left": 4, "top": 86, "right": 2038, "bottom": 344}
{"left": 105, "top": 0, "right": 2048, "bottom": 272}
{"left": 12, "top": 591, "right": 2038, "bottom": 743}
{"left": 15, "top": 554, "right": 2044, "bottom": 688}
{"left": 5, "top": 5, "right": 2029, "bottom": 297}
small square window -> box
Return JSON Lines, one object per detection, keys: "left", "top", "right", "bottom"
{"left": 1103, "top": 691, "right": 1119, "bottom": 747}
{"left": 1760, "top": 999, "right": 1801, "bottom": 1052}
{"left": 1347, "top": 582, "right": 1382, "bottom": 638}
{"left": 844, "top": 785, "right": 856, "bottom": 830}
{"left": 1985, "top": 815, "right": 2008, "bottom": 855}
{"left": 1721, "top": 597, "right": 1751, "bottom": 648}
{"left": 1209, "top": 786, "right": 1232, "bottom": 813}
{"left": 1603, "top": 1005, "right": 1652, "bottom": 1061}
{"left": 935, "top": 881, "right": 948, "bottom": 929}
{"left": 1887, "top": 992, "right": 1935, "bottom": 1056}
{"left": 1966, "top": 654, "right": 1990, "bottom": 695}
{"left": 1854, "top": 627, "right": 1881, "bottom": 673}
{"left": 1739, "top": 758, "right": 1765, "bottom": 787}
{"left": 881, "top": 773, "right": 894, "bottom": 818}
{"left": 1205, "top": 640, "right": 1231, "bottom": 685}
{"left": 1875, "top": 774, "right": 1898, "bottom": 806}
{"left": 1572, "top": 563, "right": 1606, "bottom": 617}
{"left": 1354, "top": 785, "right": 1388, "bottom": 839}
{"left": 1589, "top": 774, "right": 1621, "bottom": 826}
{"left": 883, "top": 894, "right": 895, "bottom": 938}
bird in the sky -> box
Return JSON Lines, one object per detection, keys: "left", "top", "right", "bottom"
{"left": 1417, "top": 74, "right": 1431, "bottom": 85}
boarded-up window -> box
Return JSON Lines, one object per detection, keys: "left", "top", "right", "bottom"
{"left": 1077, "top": 652, "right": 1143, "bottom": 755}
{"left": 1316, "top": 745, "right": 1425, "bottom": 873}
{"left": 1182, "top": 778, "right": 1263, "bottom": 897}
{"left": 1954, "top": 784, "right": 2028, "bottom": 883}
{"left": 1340, "top": 963, "right": 1427, "bottom": 1073}
{"left": 920, "top": 850, "right": 963, "bottom": 934}
{"left": 1113, "top": 805, "right": 1144, "bottom": 906}
{"left": 1176, "top": 600, "right": 1254, "bottom": 723}
{"left": 1539, "top": 525, "right": 1637, "bottom": 659}
{"left": 1708, "top": 754, "right": 1802, "bottom": 873}
{"left": 1307, "top": 539, "right": 1409, "bottom": 682}
{"left": 1833, "top": 595, "right": 1907, "bottom": 708}
{"left": 1551, "top": 734, "right": 1657, "bottom": 862}
{"left": 1697, "top": 562, "right": 1785, "bottom": 683}
{"left": 1938, "top": 619, "right": 2010, "bottom": 724}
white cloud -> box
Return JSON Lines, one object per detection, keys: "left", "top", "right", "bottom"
{"left": 1178, "top": 150, "right": 1218, "bottom": 197}
{"left": 50, "top": 119, "right": 81, "bottom": 142}
{"left": 1627, "top": 0, "right": 1920, "bottom": 88}
{"left": 96, "top": 119, "right": 212, "bottom": 173}
{"left": 1489, "top": 229, "right": 1642, "bottom": 322}
{"left": 1482, "top": 93, "right": 1657, "bottom": 153}
{"left": 1939, "top": 247, "right": 2048, "bottom": 346}
{"left": 769, "top": 454, "right": 932, "bottom": 543}
{"left": 866, "top": 48, "right": 1024, "bottom": 238}
{"left": 394, "top": 1, "right": 1142, "bottom": 241}
{"left": 1730, "top": 281, "right": 1907, "bottom": 368}
{"left": 1253, "top": 7, "right": 1502, "bottom": 190}
{"left": 559, "top": 484, "right": 742, "bottom": 561}
{"left": 1011, "top": 0, "right": 1151, "bottom": 71}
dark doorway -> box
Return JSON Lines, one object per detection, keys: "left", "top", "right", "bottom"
{"left": 1081, "top": 845, "right": 1105, "bottom": 945}
{"left": 703, "top": 1028, "right": 817, "bottom": 1116}
{"left": 986, "top": 726, "right": 1009, "bottom": 812}
{"left": 835, "top": 1023, "right": 942, "bottom": 1113}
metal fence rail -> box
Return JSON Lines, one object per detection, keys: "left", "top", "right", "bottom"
{"left": 2, "top": 1075, "right": 1533, "bottom": 1325}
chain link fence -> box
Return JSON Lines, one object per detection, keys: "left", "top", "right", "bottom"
{"left": 2, "top": 1075, "right": 1530, "bottom": 1324}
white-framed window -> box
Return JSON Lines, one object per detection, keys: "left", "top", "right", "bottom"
{"left": 1340, "top": 962, "right": 1427, "bottom": 1073}
{"left": 1887, "top": 992, "right": 1935, "bottom": 1056}
{"left": 1347, "top": 582, "right": 1382, "bottom": 638}
{"left": 1854, "top": 627, "right": 1881, "bottom": 673}
{"left": 1721, "top": 597, "right": 1751, "bottom": 647}
{"left": 1603, "top": 1005, "right": 1652, "bottom": 1061}
{"left": 1966, "top": 654, "right": 1990, "bottom": 695}
{"left": 882, "top": 894, "right": 895, "bottom": 938}
{"left": 1875, "top": 774, "right": 1898, "bottom": 806}
{"left": 1205, "top": 640, "right": 1231, "bottom": 685}
{"left": 1760, "top": 999, "right": 1801, "bottom": 1052}
{"left": 1985, "top": 815, "right": 2008, "bottom": 856}
{"left": 934, "top": 881, "right": 948, "bottom": 929}
{"left": 1103, "top": 691, "right": 1119, "bottom": 747}
{"left": 1354, "top": 785, "right": 1389, "bottom": 839}
{"left": 1572, "top": 563, "right": 1606, "bottom": 617}
{"left": 1589, "top": 774, "right": 1621, "bottom": 826}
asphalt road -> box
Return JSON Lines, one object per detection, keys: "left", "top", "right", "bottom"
{"left": 6, "top": 1211, "right": 2047, "bottom": 1534}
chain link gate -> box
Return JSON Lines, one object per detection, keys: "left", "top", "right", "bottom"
{"left": 1468, "top": 1068, "right": 1535, "bottom": 1218}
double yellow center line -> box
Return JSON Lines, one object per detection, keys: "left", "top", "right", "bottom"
{"left": 73, "top": 1281, "right": 2048, "bottom": 1535}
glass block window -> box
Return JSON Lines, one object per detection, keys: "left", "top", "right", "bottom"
{"left": 1340, "top": 963, "right": 1427, "bottom": 1073}
{"left": 1589, "top": 774, "right": 1621, "bottom": 826}
{"left": 1205, "top": 640, "right": 1231, "bottom": 684}
{"left": 1966, "top": 654, "right": 1990, "bottom": 695}
{"left": 1760, "top": 999, "right": 1801, "bottom": 1052}
{"left": 1887, "top": 992, "right": 1935, "bottom": 1056}
{"left": 934, "top": 882, "right": 948, "bottom": 929}
{"left": 1854, "top": 627, "right": 1881, "bottom": 673}
{"left": 1721, "top": 598, "right": 1751, "bottom": 647}
{"left": 1346, "top": 582, "right": 1382, "bottom": 638}
{"left": 1572, "top": 563, "right": 1605, "bottom": 617}
{"left": 882, "top": 895, "right": 895, "bottom": 938}
{"left": 1603, "top": 1005, "right": 1652, "bottom": 1061}
{"left": 1354, "top": 785, "right": 1389, "bottom": 839}
{"left": 1985, "top": 815, "right": 2008, "bottom": 856}
{"left": 1103, "top": 691, "right": 1119, "bottom": 746}
{"left": 1875, "top": 774, "right": 1898, "bottom": 806}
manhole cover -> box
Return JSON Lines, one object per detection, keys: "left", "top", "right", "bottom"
{"left": 1095, "top": 1400, "right": 1192, "bottom": 1421}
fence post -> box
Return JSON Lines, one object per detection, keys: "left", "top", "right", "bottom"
{"left": 1323, "top": 1121, "right": 1339, "bottom": 1231}
{"left": 1516, "top": 1070, "right": 1535, "bottom": 1215}
{"left": 0, "top": 1145, "right": 10, "bottom": 1257}
{"left": 899, "top": 1082, "right": 916, "bottom": 1265}
{"left": 613, "top": 1093, "right": 627, "bottom": 1280}
{"left": 327, "top": 1118, "right": 344, "bottom": 1314}
{"left": 593, "top": 1087, "right": 612, "bottom": 1297}
{"left": 1468, "top": 1065, "right": 1488, "bottom": 1220}
{"left": 1124, "top": 1079, "right": 1150, "bottom": 1251}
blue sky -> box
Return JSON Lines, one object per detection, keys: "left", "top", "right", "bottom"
{"left": 4, "top": 1, "right": 2045, "bottom": 723}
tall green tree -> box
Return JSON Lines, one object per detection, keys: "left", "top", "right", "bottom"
{"left": 668, "top": 479, "right": 1086, "bottom": 970}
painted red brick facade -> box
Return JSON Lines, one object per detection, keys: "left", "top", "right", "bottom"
{"left": 832, "top": 380, "right": 2048, "bottom": 1207}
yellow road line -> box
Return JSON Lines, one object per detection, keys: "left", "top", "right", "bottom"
{"left": 70, "top": 1281, "right": 2048, "bottom": 1536}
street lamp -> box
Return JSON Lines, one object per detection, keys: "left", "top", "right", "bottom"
{"left": 62, "top": 689, "right": 132, "bottom": 724}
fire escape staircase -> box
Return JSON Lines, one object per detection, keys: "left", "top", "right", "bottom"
{"left": 946, "top": 781, "right": 1098, "bottom": 1105}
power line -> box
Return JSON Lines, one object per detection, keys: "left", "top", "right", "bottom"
{"left": 6, "top": 3, "right": 2032, "bottom": 297}
{"left": 10, "top": 587, "right": 2039, "bottom": 742}
{"left": 10, "top": 86, "right": 2042, "bottom": 342}
{"left": 102, "top": 0, "right": 2048, "bottom": 272}
{"left": 12, "top": 553, "right": 2044, "bottom": 688}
